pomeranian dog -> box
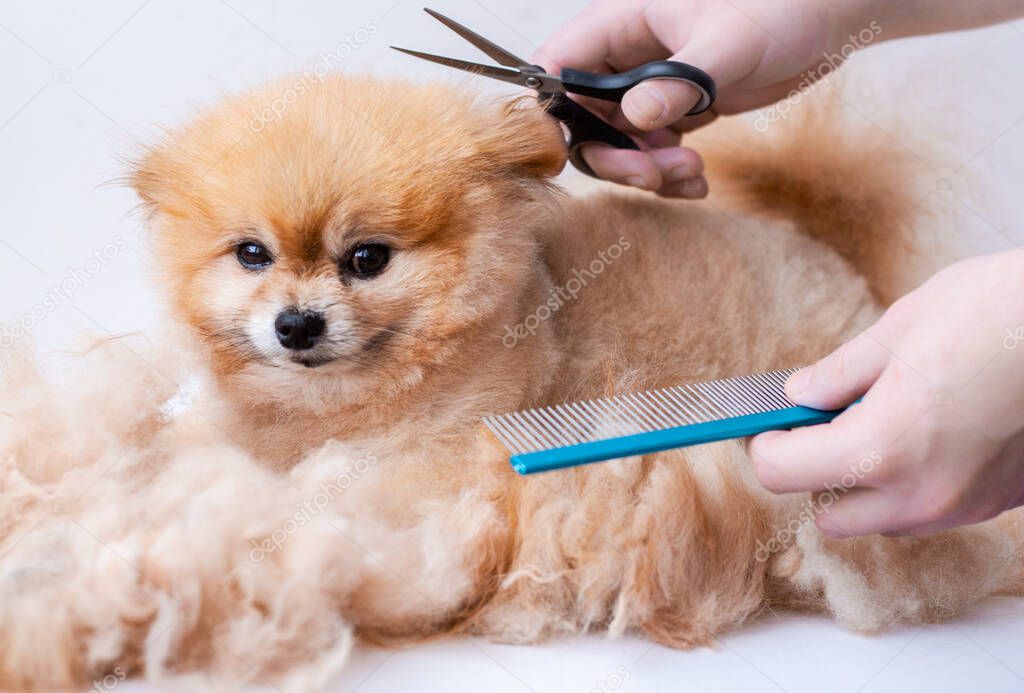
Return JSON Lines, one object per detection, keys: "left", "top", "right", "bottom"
{"left": 131, "top": 72, "right": 1024, "bottom": 637}
{"left": 0, "top": 72, "right": 1021, "bottom": 689}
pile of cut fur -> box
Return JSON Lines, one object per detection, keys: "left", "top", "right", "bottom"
{"left": 0, "top": 337, "right": 501, "bottom": 691}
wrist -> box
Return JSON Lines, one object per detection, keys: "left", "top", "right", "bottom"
{"left": 820, "top": 0, "right": 890, "bottom": 55}
{"left": 850, "top": 0, "right": 1024, "bottom": 42}
{"left": 830, "top": 0, "right": 935, "bottom": 45}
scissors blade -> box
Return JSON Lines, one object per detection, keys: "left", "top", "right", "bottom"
{"left": 423, "top": 7, "right": 532, "bottom": 68}
{"left": 390, "top": 46, "right": 531, "bottom": 87}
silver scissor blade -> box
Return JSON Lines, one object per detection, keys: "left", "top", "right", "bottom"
{"left": 423, "top": 7, "right": 532, "bottom": 68}
{"left": 390, "top": 46, "right": 529, "bottom": 87}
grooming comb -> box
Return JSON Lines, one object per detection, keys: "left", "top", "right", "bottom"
{"left": 484, "top": 368, "right": 846, "bottom": 474}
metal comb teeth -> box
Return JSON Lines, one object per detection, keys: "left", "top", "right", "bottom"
{"left": 483, "top": 368, "right": 800, "bottom": 456}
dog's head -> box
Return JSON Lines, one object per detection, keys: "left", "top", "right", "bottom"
{"left": 132, "top": 75, "right": 566, "bottom": 404}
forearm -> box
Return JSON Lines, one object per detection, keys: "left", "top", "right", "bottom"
{"left": 854, "top": 0, "right": 1024, "bottom": 41}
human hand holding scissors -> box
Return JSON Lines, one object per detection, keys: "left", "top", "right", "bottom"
{"left": 393, "top": 8, "right": 716, "bottom": 184}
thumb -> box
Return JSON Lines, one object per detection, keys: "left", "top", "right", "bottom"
{"left": 621, "top": 78, "right": 702, "bottom": 132}
{"left": 619, "top": 34, "right": 739, "bottom": 131}
{"left": 787, "top": 330, "right": 891, "bottom": 410}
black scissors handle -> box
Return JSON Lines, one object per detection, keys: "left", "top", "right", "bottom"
{"left": 540, "top": 61, "right": 717, "bottom": 178}
{"left": 542, "top": 92, "right": 639, "bottom": 178}
{"left": 560, "top": 61, "right": 717, "bottom": 116}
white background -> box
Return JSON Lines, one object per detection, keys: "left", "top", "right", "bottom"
{"left": 2, "top": 1, "right": 1024, "bottom": 691}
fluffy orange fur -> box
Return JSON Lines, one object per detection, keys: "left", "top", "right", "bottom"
{"left": 0, "top": 74, "right": 1020, "bottom": 690}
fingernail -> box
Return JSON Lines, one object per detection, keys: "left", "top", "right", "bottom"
{"left": 624, "top": 175, "right": 648, "bottom": 189}
{"left": 816, "top": 517, "right": 847, "bottom": 539}
{"left": 682, "top": 176, "right": 706, "bottom": 195}
{"left": 660, "top": 176, "right": 708, "bottom": 200}
{"left": 787, "top": 367, "right": 812, "bottom": 397}
{"left": 667, "top": 164, "right": 694, "bottom": 182}
{"left": 624, "top": 85, "right": 667, "bottom": 128}
{"left": 668, "top": 176, "right": 708, "bottom": 199}
{"left": 579, "top": 143, "right": 611, "bottom": 164}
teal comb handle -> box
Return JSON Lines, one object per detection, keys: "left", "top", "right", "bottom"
{"left": 510, "top": 405, "right": 844, "bottom": 475}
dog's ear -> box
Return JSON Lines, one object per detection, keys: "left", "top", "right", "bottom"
{"left": 472, "top": 98, "right": 568, "bottom": 178}
{"left": 129, "top": 144, "right": 176, "bottom": 215}
{"left": 129, "top": 142, "right": 210, "bottom": 221}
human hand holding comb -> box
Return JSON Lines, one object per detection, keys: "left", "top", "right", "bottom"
{"left": 750, "top": 251, "right": 1024, "bottom": 539}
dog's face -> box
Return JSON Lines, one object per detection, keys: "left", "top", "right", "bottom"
{"left": 132, "top": 75, "right": 565, "bottom": 405}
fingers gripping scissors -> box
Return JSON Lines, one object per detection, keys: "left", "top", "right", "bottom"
{"left": 392, "top": 8, "right": 717, "bottom": 178}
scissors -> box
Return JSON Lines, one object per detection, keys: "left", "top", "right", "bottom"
{"left": 392, "top": 8, "right": 717, "bottom": 178}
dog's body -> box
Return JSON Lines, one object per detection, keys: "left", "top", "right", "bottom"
{"left": 1, "top": 74, "right": 1021, "bottom": 688}
{"left": 132, "top": 75, "right": 1024, "bottom": 644}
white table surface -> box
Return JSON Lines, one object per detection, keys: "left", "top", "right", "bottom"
{"left": 3, "top": 1, "right": 1024, "bottom": 691}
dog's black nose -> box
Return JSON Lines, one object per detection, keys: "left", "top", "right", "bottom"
{"left": 275, "top": 309, "right": 325, "bottom": 351}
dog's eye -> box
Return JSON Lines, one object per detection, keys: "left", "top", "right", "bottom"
{"left": 347, "top": 243, "right": 390, "bottom": 277}
{"left": 236, "top": 241, "right": 273, "bottom": 270}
